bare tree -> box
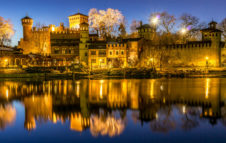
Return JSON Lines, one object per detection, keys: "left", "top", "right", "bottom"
{"left": 130, "top": 20, "right": 140, "bottom": 33}
{"left": 220, "top": 18, "right": 226, "bottom": 41}
{"left": 150, "top": 12, "right": 176, "bottom": 34}
{"left": 179, "top": 13, "right": 207, "bottom": 41}
{"left": 118, "top": 22, "right": 127, "bottom": 38}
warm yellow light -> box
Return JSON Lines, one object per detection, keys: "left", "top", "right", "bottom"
{"left": 150, "top": 58, "right": 153, "bottom": 62}
{"left": 180, "top": 28, "right": 187, "bottom": 35}
{"left": 6, "top": 89, "right": 8, "bottom": 99}
{"left": 182, "top": 105, "right": 186, "bottom": 114}
{"left": 206, "top": 56, "right": 209, "bottom": 60}
{"left": 51, "top": 26, "right": 55, "bottom": 32}
{"left": 151, "top": 16, "right": 159, "bottom": 25}
{"left": 205, "top": 78, "right": 210, "bottom": 99}
{"left": 5, "top": 59, "right": 8, "bottom": 62}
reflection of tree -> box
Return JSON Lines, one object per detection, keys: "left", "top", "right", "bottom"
{"left": 150, "top": 106, "right": 175, "bottom": 133}
{"left": 0, "top": 104, "right": 16, "bottom": 130}
{"left": 181, "top": 107, "right": 200, "bottom": 131}
{"left": 220, "top": 106, "right": 226, "bottom": 126}
{"left": 90, "top": 113, "right": 125, "bottom": 137}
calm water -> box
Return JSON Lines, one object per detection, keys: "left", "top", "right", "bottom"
{"left": 0, "top": 78, "right": 226, "bottom": 143}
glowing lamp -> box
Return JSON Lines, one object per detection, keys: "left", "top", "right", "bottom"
{"left": 51, "top": 27, "right": 55, "bottom": 32}
{"left": 151, "top": 16, "right": 159, "bottom": 25}
{"left": 180, "top": 28, "right": 187, "bottom": 35}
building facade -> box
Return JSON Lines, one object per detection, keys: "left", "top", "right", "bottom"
{"left": 106, "top": 42, "right": 127, "bottom": 68}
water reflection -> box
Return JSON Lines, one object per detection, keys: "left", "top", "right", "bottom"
{"left": 0, "top": 104, "right": 16, "bottom": 130}
{"left": 0, "top": 78, "right": 226, "bottom": 136}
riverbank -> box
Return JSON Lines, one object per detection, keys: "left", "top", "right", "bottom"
{"left": 0, "top": 67, "right": 226, "bottom": 79}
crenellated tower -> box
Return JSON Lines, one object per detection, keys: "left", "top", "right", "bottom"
{"left": 201, "top": 21, "right": 223, "bottom": 67}
{"left": 21, "top": 16, "right": 33, "bottom": 41}
{"left": 79, "top": 22, "right": 89, "bottom": 64}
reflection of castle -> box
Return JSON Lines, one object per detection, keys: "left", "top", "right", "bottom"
{"left": 0, "top": 78, "right": 226, "bottom": 132}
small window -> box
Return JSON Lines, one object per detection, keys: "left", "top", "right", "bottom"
{"left": 116, "top": 50, "right": 119, "bottom": 55}
{"left": 91, "top": 51, "right": 96, "bottom": 55}
{"left": 85, "top": 52, "right": 88, "bottom": 56}
{"left": 110, "top": 51, "right": 113, "bottom": 55}
{"left": 91, "top": 59, "right": 96, "bottom": 63}
{"left": 62, "top": 49, "right": 66, "bottom": 54}
{"left": 121, "top": 50, "right": 124, "bottom": 55}
{"left": 99, "top": 50, "right": 106, "bottom": 56}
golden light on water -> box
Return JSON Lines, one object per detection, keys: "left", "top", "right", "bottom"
{"left": 182, "top": 105, "right": 186, "bottom": 114}
{"left": 76, "top": 81, "right": 80, "bottom": 97}
{"left": 6, "top": 89, "right": 9, "bottom": 99}
{"left": 150, "top": 80, "right": 155, "bottom": 99}
{"left": 205, "top": 78, "right": 210, "bottom": 99}
{"left": 100, "top": 80, "right": 104, "bottom": 99}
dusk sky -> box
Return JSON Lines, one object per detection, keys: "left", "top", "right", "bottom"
{"left": 0, "top": 0, "right": 225, "bottom": 46}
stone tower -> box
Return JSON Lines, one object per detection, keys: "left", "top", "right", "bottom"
{"left": 201, "top": 21, "right": 223, "bottom": 67}
{"left": 68, "top": 13, "right": 88, "bottom": 29}
{"left": 137, "top": 21, "right": 155, "bottom": 40}
{"left": 79, "top": 22, "right": 89, "bottom": 65}
{"left": 21, "top": 16, "right": 33, "bottom": 41}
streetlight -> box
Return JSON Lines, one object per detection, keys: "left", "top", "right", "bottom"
{"left": 151, "top": 16, "right": 159, "bottom": 26}
{"left": 180, "top": 27, "right": 188, "bottom": 43}
{"left": 151, "top": 15, "right": 159, "bottom": 37}
{"left": 99, "top": 59, "right": 102, "bottom": 69}
{"left": 150, "top": 58, "right": 154, "bottom": 68}
{"left": 5, "top": 59, "right": 8, "bottom": 67}
{"left": 180, "top": 28, "right": 187, "bottom": 35}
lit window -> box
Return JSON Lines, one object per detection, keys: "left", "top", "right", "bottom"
{"left": 91, "top": 59, "right": 96, "bottom": 63}
{"left": 91, "top": 51, "right": 96, "bottom": 55}
{"left": 121, "top": 50, "right": 124, "bottom": 55}
{"left": 116, "top": 50, "right": 119, "bottom": 55}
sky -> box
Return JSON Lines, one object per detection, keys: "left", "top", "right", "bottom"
{"left": 0, "top": 0, "right": 225, "bottom": 46}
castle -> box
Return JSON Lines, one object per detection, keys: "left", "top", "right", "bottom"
{"left": 139, "top": 21, "right": 226, "bottom": 68}
{"left": 18, "top": 13, "right": 90, "bottom": 66}
{"left": 18, "top": 13, "right": 225, "bottom": 69}
{"left": 18, "top": 12, "right": 139, "bottom": 68}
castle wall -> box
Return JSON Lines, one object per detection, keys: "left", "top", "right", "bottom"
{"left": 168, "top": 42, "right": 220, "bottom": 67}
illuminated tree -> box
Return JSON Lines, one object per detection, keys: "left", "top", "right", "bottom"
{"left": 0, "top": 16, "right": 14, "bottom": 46}
{"left": 89, "top": 8, "right": 125, "bottom": 38}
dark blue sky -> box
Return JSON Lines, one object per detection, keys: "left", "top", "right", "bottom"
{"left": 0, "top": 0, "right": 225, "bottom": 46}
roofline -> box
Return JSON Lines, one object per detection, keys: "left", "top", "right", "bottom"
{"left": 68, "top": 13, "right": 88, "bottom": 17}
